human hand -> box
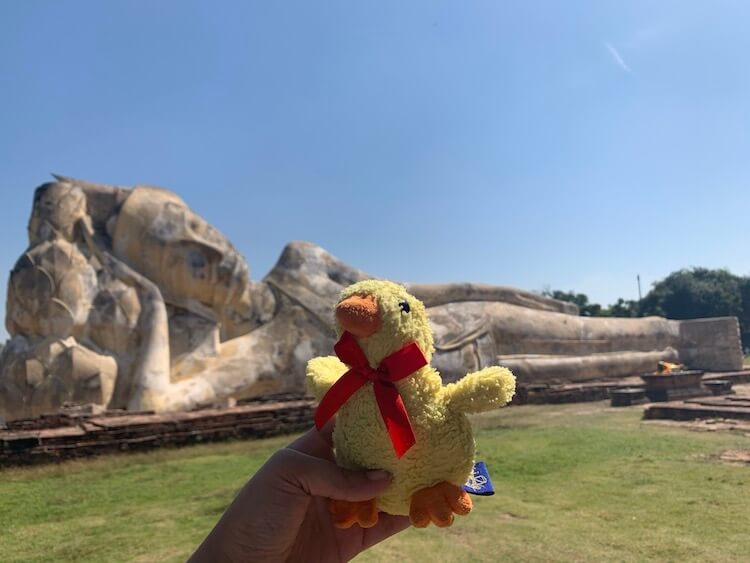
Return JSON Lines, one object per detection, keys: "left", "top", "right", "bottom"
{"left": 189, "top": 423, "right": 410, "bottom": 562}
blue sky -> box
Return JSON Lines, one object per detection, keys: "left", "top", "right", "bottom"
{"left": 1, "top": 1, "right": 749, "bottom": 334}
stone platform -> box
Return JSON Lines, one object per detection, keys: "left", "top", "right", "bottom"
{"left": 0, "top": 394, "right": 315, "bottom": 466}
{"left": 3, "top": 369, "right": 749, "bottom": 465}
{"left": 515, "top": 369, "right": 750, "bottom": 405}
{"left": 644, "top": 390, "right": 750, "bottom": 422}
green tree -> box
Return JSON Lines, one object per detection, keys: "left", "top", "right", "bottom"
{"left": 607, "top": 298, "right": 639, "bottom": 318}
{"left": 739, "top": 277, "right": 750, "bottom": 352}
{"left": 542, "top": 270, "right": 750, "bottom": 351}
{"left": 542, "top": 289, "right": 603, "bottom": 317}
{"left": 638, "top": 268, "right": 742, "bottom": 319}
{"left": 639, "top": 268, "right": 748, "bottom": 350}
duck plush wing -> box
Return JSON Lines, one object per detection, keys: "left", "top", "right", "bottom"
{"left": 443, "top": 366, "right": 516, "bottom": 414}
{"left": 306, "top": 356, "right": 349, "bottom": 401}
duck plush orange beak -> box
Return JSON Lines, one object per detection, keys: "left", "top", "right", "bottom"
{"left": 335, "top": 294, "right": 382, "bottom": 337}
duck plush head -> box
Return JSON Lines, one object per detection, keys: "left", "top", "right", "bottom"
{"left": 334, "top": 279, "right": 434, "bottom": 363}
{"left": 307, "top": 280, "right": 516, "bottom": 529}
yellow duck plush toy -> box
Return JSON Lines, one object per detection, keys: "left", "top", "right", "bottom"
{"left": 306, "top": 280, "right": 516, "bottom": 529}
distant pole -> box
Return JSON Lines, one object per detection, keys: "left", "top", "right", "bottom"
{"left": 637, "top": 274, "right": 642, "bottom": 301}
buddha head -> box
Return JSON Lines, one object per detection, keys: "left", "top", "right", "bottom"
{"left": 110, "top": 186, "right": 253, "bottom": 339}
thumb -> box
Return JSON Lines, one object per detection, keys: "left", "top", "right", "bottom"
{"left": 272, "top": 448, "right": 392, "bottom": 502}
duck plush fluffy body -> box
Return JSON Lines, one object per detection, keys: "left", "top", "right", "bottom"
{"left": 306, "top": 280, "right": 516, "bottom": 529}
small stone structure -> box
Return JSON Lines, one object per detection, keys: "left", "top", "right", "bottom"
{"left": 644, "top": 391, "right": 750, "bottom": 422}
{"left": 640, "top": 370, "right": 707, "bottom": 402}
{"left": 610, "top": 388, "right": 649, "bottom": 407}
{"left": 0, "top": 176, "right": 743, "bottom": 421}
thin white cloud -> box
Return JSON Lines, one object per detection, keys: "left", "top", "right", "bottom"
{"left": 604, "top": 42, "right": 632, "bottom": 73}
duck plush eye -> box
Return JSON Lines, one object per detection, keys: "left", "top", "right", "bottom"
{"left": 399, "top": 300, "right": 410, "bottom": 313}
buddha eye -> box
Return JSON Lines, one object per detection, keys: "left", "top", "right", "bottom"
{"left": 399, "top": 300, "right": 410, "bottom": 313}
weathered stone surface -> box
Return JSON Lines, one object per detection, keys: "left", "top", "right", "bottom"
{"left": 109, "top": 185, "right": 253, "bottom": 340}
{"left": 677, "top": 318, "right": 744, "bottom": 372}
{"left": 0, "top": 394, "right": 315, "bottom": 465}
{"left": 404, "top": 283, "right": 579, "bottom": 315}
{"left": 0, "top": 336, "right": 117, "bottom": 420}
{"left": 6, "top": 238, "right": 98, "bottom": 338}
{"left": 0, "top": 176, "right": 744, "bottom": 421}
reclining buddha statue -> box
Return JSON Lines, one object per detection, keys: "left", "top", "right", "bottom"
{"left": 0, "top": 176, "right": 742, "bottom": 421}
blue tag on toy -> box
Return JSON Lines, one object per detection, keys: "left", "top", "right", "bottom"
{"left": 463, "top": 461, "right": 495, "bottom": 496}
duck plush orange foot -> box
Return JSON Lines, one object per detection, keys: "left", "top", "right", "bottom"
{"left": 306, "top": 280, "right": 516, "bottom": 529}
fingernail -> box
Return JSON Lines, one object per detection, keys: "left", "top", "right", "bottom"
{"left": 365, "top": 469, "right": 391, "bottom": 481}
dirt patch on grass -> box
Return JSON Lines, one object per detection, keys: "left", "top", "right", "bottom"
{"left": 496, "top": 511, "right": 525, "bottom": 522}
{"left": 720, "top": 450, "right": 750, "bottom": 464}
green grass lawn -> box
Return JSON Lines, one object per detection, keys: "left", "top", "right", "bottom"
{"left": 2, "top": 400, "right": 750, "bottom": 563}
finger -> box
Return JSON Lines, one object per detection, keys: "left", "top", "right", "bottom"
{"left": 287, "top": 420, "right": 336, "bottom": 461}
{"left": 360, "top": 514, "right": 411, "bottom": 551}
{"left": 273, "top": 449, "right": 392, "bottom": 502}
{"left": 318, "top": 418, "right": 335, "bottom": 445}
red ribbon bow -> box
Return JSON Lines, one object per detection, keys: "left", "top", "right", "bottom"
{"left": 314, "top": 331, "right": 428, "bottom": 458}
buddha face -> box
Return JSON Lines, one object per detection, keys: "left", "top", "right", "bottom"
{"left": 156, "top": 220, "right": 254, "bottom": 338}
{"left": 110, "top": 187, "right": 253, "bottom": 339}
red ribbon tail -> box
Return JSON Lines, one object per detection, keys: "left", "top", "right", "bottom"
{"left": 374, "top": 382, "right": 416, "bottom": 458}
{"left": 314, "top": 370, "right": 367, "bottom": 430}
